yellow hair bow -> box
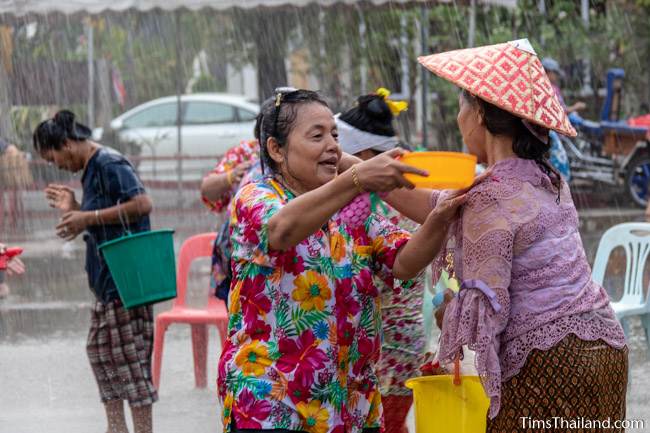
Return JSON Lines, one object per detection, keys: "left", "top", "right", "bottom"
{"left": 376, "top": 87, "right": 408, "bottom": 116}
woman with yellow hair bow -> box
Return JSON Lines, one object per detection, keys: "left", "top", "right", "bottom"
{"left": 336, "top": 89, "right": 422, "bottom": 433}
{"left": 376, "top": 87, "right": 408, "bottom": 117}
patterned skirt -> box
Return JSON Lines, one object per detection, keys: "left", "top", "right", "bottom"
{"left": 488, "top": 334, "right": 628, "bottom": 433}
{"left": 86, "top": 300, "right": 158, "bottom": 407}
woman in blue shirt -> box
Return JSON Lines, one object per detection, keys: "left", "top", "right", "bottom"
{"left": 34, "top": 110, "right": 156, "bottom": 433}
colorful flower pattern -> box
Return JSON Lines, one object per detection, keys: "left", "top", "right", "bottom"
{"left": 202, "top": 139, "right": 260, "bottom": 213}
{"left": 218, "top": 179, "right": 410, "bottom": 433}
{"left": 201, "top": 140, "right": 263, "bottom": 298}
{"left": 372, "top": 201, "right": 427, "bottom": 397}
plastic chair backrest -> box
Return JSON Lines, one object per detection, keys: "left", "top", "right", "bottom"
{"left": 592, "top": 223, "right": 650, "bottom": 307}
{"left": 173, "top": 232, "right": 217, "bottom": 308}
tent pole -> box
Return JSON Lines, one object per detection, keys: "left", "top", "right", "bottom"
{"left": 175, "top": 10, "right": 184, "bottom": 208}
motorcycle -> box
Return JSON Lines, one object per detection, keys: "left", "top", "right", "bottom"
{"left": 557, "top": 69, "right": 650, "bottom": 208}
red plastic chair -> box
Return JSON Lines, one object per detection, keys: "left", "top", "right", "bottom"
{"left": 152, "top": 232, "right": 229, "bottom": 389}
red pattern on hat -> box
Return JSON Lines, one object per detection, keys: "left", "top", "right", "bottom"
{"left": 418, "top": 40, "right": 577, "bottom": 137}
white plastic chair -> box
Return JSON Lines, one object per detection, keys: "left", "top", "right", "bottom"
{"left": 592, "top": 222, "right": 650, "bottom": 355}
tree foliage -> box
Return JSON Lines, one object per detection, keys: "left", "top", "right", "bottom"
{"left": 4, "top": 0, "right": 650, "bottom": 149}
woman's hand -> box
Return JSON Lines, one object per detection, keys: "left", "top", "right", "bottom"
{"left": 354, "top": 148, "right": 429, "bottom": 192}
{"left": 6, "top": 256, "right": 25, "bottom": 275}
{"left": 434, "top": 289, "right": 455, "bottom": 329}
{"left": 338, "top": 153, "right": 363, "bottom": 173}
{"left": 569, "top": 101, "right": 587, "bottom": 112}
{"left": 0, "top": 244, "right": 26, "bottom": 276}
{"left": 4, "top": 144, "right": 21, "bottom": 157}
{"left": 428, "top": 167, "right": 493, "bottom": 227}
{"left": 201, "top": 161, "right": 252, "bottom": 202}
{"left": 229, "top": 161, "right": 253, "bottom": 186}
{"left": 420, "top": 352, "right": 451, "bottom": 376}
{"left": 56, "top": 211, "right": 91, "bottom": 241}
{"left": 428, "top": 189, "right": 468, "bottom": 228}
{"left": 45, "top": 184, "right": 79, "bottom": 212}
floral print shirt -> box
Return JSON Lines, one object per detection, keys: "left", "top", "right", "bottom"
{"left": 201, "top": 140, "right": 262, "bottom": 296}
{"left": 218, "top": 179, "right": 410, "bottom": 433}
{"left": 372, "top": 199, "right": 426, "bottom": 396}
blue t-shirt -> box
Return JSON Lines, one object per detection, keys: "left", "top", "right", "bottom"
{"left": 81, "top": 148, "right": 150, "bottom": 304}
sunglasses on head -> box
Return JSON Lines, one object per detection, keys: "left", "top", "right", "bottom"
{"left": 273, "top": 87, "right": 299, "bottom": 138}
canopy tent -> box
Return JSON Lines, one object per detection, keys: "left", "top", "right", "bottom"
{"left": 0, "top": 0, "right": 516, "bottom": 15}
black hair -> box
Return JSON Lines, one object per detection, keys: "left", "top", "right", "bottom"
{"left": 461, "top": 90, "right": 562, "bottom": 198}
{"left": 256, "top": 89, "right": 329, "bottom": 174}
{"left": 33, "top": 110, "right": 92, "bottom": 153}
{"left": 339, "top": 94, "right": 395, "bottom": 137}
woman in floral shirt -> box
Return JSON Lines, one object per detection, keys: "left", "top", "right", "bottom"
{"left": 201, "top": 139, "right": 263, "bottom": 301}
{"left": 218, "top": 89, "right": 467, "bottom": 433}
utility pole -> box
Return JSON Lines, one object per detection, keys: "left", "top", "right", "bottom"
{"left": 174, "top": 10, "right": 184, "bottom": 209}
{"left": 580, "top": 0, "right": 592, "bottom": 96}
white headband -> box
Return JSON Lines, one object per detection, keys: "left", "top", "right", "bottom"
{"left": 335, "top": 116, "right": 399, "bottom": 155}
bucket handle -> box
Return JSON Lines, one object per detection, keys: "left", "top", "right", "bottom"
{"left": 453, "top": 353, "right": 461, "bottom": 386}
{"left": 116, "top": 198, "right": 133, "bottom": 236}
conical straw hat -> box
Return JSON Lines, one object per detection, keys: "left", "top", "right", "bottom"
{"left": 418, "top": 39, "right": 577, "bottom": 137}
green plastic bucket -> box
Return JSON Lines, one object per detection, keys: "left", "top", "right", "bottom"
{"left": 99, "top": 229, "right": 177, "bottom": 309}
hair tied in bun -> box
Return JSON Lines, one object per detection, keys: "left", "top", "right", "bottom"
{"left": 375, "top": 87, "right": 408, "bottom": 117}
{"left": 53, "top": 110, "right": 76, "bottom": 134}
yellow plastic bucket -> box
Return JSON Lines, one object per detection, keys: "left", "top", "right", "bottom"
{"left": 405, "top": 361, "right": 489, "bottom": 433}
{"left": 400, "top": 151, "right": 477, "bottom": 189}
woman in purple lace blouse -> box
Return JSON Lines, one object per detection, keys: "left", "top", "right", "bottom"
{"left": 387, "top": 59, "right": 628, "bottom": 433}
{"left": 435, "top": 90, "right": 627, "bottom": 431}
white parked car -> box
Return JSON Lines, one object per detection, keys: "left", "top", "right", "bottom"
{"left": 94, "top": 93, "right": 259, "bottom": 181}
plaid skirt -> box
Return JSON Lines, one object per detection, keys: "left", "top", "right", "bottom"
{"left": 86, "top": 300, "right": 158, "bottom": 407}
{"left": 488, "top": 334, "right": 628, "bottom": 433}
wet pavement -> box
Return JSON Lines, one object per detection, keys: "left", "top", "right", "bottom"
{"left": 0, "top": 326, "right": 220, "bottom": 433}
{"left": 1, "top": 321, "right": 649, "bottom": 432}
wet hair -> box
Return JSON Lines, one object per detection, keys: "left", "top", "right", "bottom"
{"left": 461, "top": 90, "right": 562, "bottom": 197}
{"left": 33, "top": 110, "right": 92, "bottom": 153}
{"left": 339, "top": 94, "right": 395, "bottom": 137}
{"left": 255, "top": 89, "right": 329, "bottom": 174}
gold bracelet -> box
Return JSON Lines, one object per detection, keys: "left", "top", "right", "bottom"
{"left": 226, "top": 170, "right": 234, "bottom": 186}
{"left": 351, "top": 165, "right": 365, "bottom": 193}
{"left": 94, "top": 209, "right": 100, "bottom": 225}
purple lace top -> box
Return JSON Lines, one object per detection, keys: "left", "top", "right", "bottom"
{"left": 434, "top": 157, "right": 626, "bottom": 419}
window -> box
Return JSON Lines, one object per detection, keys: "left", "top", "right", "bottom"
{"left": 123, "top": 103, "right": 179, "bottom": 129}
{"left": 238, "top": 108, "right": 257, "bottom": 122}
{"left": 184, "top": 102, "right": 236, "bottom": 125}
